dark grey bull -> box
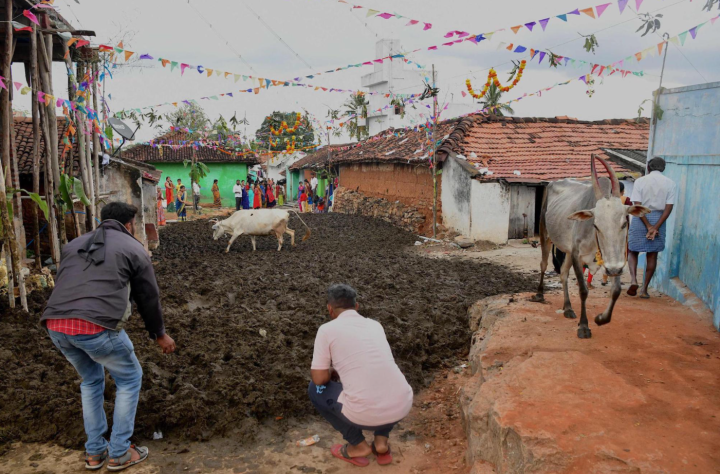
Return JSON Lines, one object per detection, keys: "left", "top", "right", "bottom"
{"left": 532, "top": 155, "right": 649, "bottom": 338}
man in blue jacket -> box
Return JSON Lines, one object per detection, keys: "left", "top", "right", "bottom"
{"left": 42, "top": 202, "right": 175, "bottom": 471}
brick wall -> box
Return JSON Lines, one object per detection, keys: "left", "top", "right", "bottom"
{"left": 338, "top": 163, "right": 441, "bottom": 235}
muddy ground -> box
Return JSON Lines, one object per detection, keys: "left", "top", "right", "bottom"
{"left": 0, "top": 213, "right": 533, "bottom": 452}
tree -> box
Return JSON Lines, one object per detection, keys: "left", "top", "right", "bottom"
{"left": 166, "top": 103, "right": 210, "bottom": 137}
{"left": 255, "top": 111, "right": 315, "bottom": 152}
{"left": 480, "top": 84, "right": 515, "bottom": 117}
{"left": 343, "top": 92, "right": 369, "bottom": 141}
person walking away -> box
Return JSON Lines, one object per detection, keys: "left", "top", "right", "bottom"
{"left": 192, "top": 181, "right": 201, "bottom": 211}
{"left": 627, "top": 157, "right": 676, "bottom": 298}
{"left": 176, "top": 185, "right": 188, "bottom": 221}
{"left": 309, "top": 284, "right": 413, "bottom": 467}
{"left": 253, "top": 183, "right": 262, "bottom": 209}
{"left": 41, "top": 202, "right": 176, "bottom": 471}
{"left": 233, "top": 180, "right": 244, "bottom": 211}
{"left": 212, "top": 179, "right": 222, "bottom": 208}
{"left": 164, "top": 177, "right": 174, "bottom": 212}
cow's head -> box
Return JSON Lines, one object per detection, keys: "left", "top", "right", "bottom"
{"left": 568, "top": 155, "right": 650, "bottom": 277}
{"left": 210, "top": 218, "right": 226, "bottom": 240}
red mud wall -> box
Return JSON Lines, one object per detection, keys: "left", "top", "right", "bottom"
{"left": 337, "top": 163, "right": 441, "bottom": 235}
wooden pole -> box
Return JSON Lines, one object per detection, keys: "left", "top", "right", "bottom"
{"left": 1, "top": 0, "right": 27, "bottom": 311}
{"left": 30, "top": 25, "right": 42, "bottom": 268}
{"left": 68, "top": 57, "right": 92, "bottom": 234}
{"left": 431, "top": 64, "right": 438, "bottom": 239}
{"left": 91, "top": 62, "right": 100, "bottom": 228}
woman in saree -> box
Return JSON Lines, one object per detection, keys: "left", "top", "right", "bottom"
{"left": 298, "top": 182, "right": 305, "bottom": 211}
{"left": 165, "top": 177, "right": 174, "bottom": 212}
{"left": 253, "top": 183, "right": 262, "bottom": 209}
{"left": 241, "top": 180, "right": 250, "bottom": 210}
{"left": 212, "top": 179, "right": 222, "bottom": 208}
{"left": 277, "top": 184, "right": 285, "bottom": 206}
{"left": 176, "top": 185, "right": 188, "bottom": 221}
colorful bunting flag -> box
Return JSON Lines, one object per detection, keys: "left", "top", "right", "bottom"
{"left": 596, "top": 3, "right": 611, "bottom": 17}
{"left": 23, "top": 10, "right": 39, "bottom": 26}
{"left": 580, "top": 7, "right": 595, "bottom": 18}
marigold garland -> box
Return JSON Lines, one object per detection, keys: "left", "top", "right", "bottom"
{"left": 270, "top": 112, "right": 303, "bottom": 136}
{"left": 466, "top": 60, "right": 526, "bottom": 99}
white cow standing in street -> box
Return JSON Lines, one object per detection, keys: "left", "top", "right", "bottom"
{"left": 211, "top": 209, "right": 311, "bottom": 252}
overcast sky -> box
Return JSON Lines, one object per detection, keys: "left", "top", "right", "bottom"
{"left": 11, "top": 0, "right": 720, "bottom": 143}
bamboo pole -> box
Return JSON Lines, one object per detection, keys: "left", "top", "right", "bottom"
{"left": 37, "top": 101, "right": 60, "bottom": 264}
{"left": 67, "top": 57, "right": 92, "bottom": 234}
{"left": 91, "top": 62, "right": 100, "bottom": 225}
{"left": 30, "top": 25, "right": 41, "bottom": 268}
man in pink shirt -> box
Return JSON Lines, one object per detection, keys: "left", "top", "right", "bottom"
{"left": 309, "top": 284, "right": 413, "bottom": 467}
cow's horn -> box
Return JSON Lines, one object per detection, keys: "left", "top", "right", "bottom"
{"left": 590, "top": 154, "right": 603, "bottom": 200}
{"left": 209, "top": 218, "right": 219, "bottom": 223}
{"left": 594, "top": 154, "right": 621, "bottom": 198}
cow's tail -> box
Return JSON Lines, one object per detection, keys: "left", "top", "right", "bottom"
{"left": 290, "top": 210, "right": 312, "bottom": 241}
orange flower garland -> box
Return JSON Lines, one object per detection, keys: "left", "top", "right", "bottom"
{"left": 270, "top": 112, "right": 303, "bottom": 136}
{"left": 466, "top": 60, "right": 526, "bottom": 99}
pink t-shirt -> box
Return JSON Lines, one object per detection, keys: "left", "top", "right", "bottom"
{"left": 311, "top": 310, "right": 413, "bottom": 426}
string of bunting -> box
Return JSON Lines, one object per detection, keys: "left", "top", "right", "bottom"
{"left": 329, "top": 0, "right": 647, "bottom": 39}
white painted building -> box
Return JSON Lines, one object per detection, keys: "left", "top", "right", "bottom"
{"left": 265, "top": 151, "right": 307, "bottom": 183}
{"left": 361, "top": 39, "right": 476, "bottom": 136}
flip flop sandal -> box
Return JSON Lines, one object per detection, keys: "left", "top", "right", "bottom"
{"left": 107, "top": 445, "right": 149, "bottom": 471}
{"left": 639, "top": 293, "right": 650, "bottom": 299}
{"left": 627, "top": 284, "right": 639, "bottom": 296}
{"left": 84, "top": 450, "right": 108, "bottom": 470}
{"left": 371, "top": 442, "right": 393, "bottom": 466}
{"left": 331, "top": 444, "right": 369, "bottom": 467}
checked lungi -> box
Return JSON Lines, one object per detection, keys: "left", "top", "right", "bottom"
{"left": 629, "top": 209, "right": 666, "bottom": 253}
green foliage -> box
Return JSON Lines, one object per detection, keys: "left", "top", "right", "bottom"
{"left": 256, "top": 111, "right": 315, "bottom": 151}
{"left": 581, "top": 34, "right": 599, "bottom": 54}
{"left": 653, "top": 103, "right": 664, "bottom": 122}
{"left": 702, "top": 0, "right": 720, "bottom": 11}
{"left": 637, "top": 13, "right": 662, "bottom": 37}
{"left": 166, "top": 104, "right": 210, "bottom": 136}
{"left": 184, "top": 160, "right": 210, "bottom": 185}
{"left": 546, "top": 51, "right": 561, "bottom": 68}
{"left": 637, "top": 99, "right": 651, "bottom": 121}
{"left": 480, "top": 84, "right": 515, "bottom": 117}
{"left": 344, "top": 93, "right": 370, "bottom": 141}
{"left": 57, "top": 174, "right": 91, "bottom": 212}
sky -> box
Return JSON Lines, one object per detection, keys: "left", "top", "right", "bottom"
{"left": 11, "top": 0, "right": 720, "bottom": 143}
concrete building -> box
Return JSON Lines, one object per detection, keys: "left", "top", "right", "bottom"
{"left": 362, "top": 39, "right": 476, "bottom": 136}
{"left": 645, "top": 81, "right": 720, "bottom": 329}
{"left": 122, "top": 130, "right": 260, "bottom": 206}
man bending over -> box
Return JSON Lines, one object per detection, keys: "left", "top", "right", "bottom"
{"left": 309, "top": 284, "right": 413, "bottom": 467}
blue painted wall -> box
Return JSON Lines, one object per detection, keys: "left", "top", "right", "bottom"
{"left": 647, "top": 81, "right": 720, "bottom": 329}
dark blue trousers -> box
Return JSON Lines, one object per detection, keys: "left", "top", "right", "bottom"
{"left": 308, "top": 381, "right": 396, "bottom": 446}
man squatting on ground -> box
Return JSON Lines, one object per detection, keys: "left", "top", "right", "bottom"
{"left": 309, "top": 284, "right": 414, "bottom": 467}
{"left": 41, "top": 202, "right": 176, "bottom": 471}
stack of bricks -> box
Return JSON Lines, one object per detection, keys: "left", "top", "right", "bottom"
{"left": 332, "top": 187, "right": 426, "bottom": 234}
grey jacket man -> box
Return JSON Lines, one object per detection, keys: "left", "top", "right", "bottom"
{"left": 41, "top": 219, "right": 165, "bottom": 338}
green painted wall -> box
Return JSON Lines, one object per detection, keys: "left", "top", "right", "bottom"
{"left": 289, "top": 170, "right": 301, "bottom": 201}
{"left": 150, "top": 162, "right": 249, "bottom": 205}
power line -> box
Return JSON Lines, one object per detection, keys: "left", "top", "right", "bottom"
{"left": 187, "top": 0, "right": 257, "bottom": 74}
{"left": 240, "top": 0, "right": 314, "bottom": 70}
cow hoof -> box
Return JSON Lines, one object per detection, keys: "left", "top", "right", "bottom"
{"left": 563, "top": 309, "right": 577, "bottom": 319}
{"left": 530, "top": 294, "right": 544, "bottom": 303}
{"left": 595, "top": 313, "right": 611, "bottom": 326}
{"left": 577, "top": 326, "right": 592, "bottom": 339}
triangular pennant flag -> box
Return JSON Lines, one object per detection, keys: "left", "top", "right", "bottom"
{"left": 377, "top": 12, "right": 393, "bottom": 19}
{"left": 525, "top": 22, "right": 536, "bottom": 31}
{"left": 511, "top": 25, "right": 522, "bottom": 34}
{"left": 539, "top": 18, "right": 550, "bottom": 30}
{"left": 618, "top": 0, "right": 629, "bottom": 13}
{"left": 140, "top": 54, "right": 153, "bottom": 60}
{"left": 423, "top": 23, "right": 432, "bottom": 30}
{"left": 635, "top": 52, "right": 643, "bottom": 61}
{"left": 557, "top": 14, "right": 568, "bottom": 21}
{"left": 23, "top": 10, "right": 39, "bottom": 25}
{"left": 711, "top": 16, "right": 718, "bottom": 25}
{"left": 234, "top": 74, "right": 241, "bottom": 83}
{"left": 688, "top": 27, "right": 698, "bottom": 39}
{"left": 67, "top": 38, "right": 79, "bottom": 47}
{"left": 206, "top": 68, "right": 213, "bottom": 77}
{"left": 530, "top": 49, "right": 537, "bottom": 59}
{"left": 669, "top": 36, "right": 680, "bottom": 46}
{"left": 366, "top": 9, "right": 379, "bottom": 17}
{"left": 678, "top": 31, "right": 688, "bottom": 45}
{"left": 514, "top": 46, "right": 527, "bottom": 53}
{"left": 657, "top": 42, "right": 664, "bottom": 55}
{"left": 497, "top": 42, "right": 507, "bottom": 50}
{"left": 124, "top": 50, "right": 134, "bottom": 61}
{"left": 215, "top": 70, "right": 222, "bottom": 77}
{"left": 596, "top": 3, "right": 611, "bottom": 17}
{"left": 265, "top": 79, "right": 271, "bottom": 88}
{"left": 13, "top": 82, "right": 21, "bottom": 91}
{"left": 538, "top": 51, "right": 547, "bottom": 63}
{"left": 507, "top": 43, "right": 514, "bottom": 51}
{"left": 635, "top": 0, "right": 643, "bottom": 9}
{"left": 406, "top": 20, "right": 419, "bottom": 26}
{"left": 580, "top": 8, "right": 595, "bottom": 18}
{"left": 170, "top": 61, "right": 178, "bottom": 72}
{"left": 568, "top": 8, "right": 580, "bottom": 15}
{"left": 181, "top": 63, "right": 190, "bottom": 75}
{"left": 161, "top": 59, "right": 171, "bottom": 68}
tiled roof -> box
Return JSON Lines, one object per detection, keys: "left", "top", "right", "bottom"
{"left": 15, "top": 117, "right": 79, "bottom": 175}
{"left": 439, "top": 115, "right": 649, "bottom": 182}
{"left": 121, "top": 130, "right": 260, "bottom": 165}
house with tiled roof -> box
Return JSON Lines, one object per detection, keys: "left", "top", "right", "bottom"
{"left": 437, "top": 115, "right": 649, "bottom": 242}
{"left": 122, "top": 130, "right": 260, "bottom": 206}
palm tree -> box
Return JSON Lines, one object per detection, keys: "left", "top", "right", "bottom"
{"left": 479, "top": 84, "right": 514, "bottom": 116}
{"left": 343, "top": 93, "right": 369, "bottom": 141}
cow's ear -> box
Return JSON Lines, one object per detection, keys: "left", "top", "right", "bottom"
{"left": 626, "top": 205, "right": 650, "bottom": 217}
{"left": 568, "top": 210, "right": 594, "bottom": 221}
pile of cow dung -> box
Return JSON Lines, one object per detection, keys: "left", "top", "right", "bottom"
{"left": 0, "top": 213, "right": 534, "bottom": 450}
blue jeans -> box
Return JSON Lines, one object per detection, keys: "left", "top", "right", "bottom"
{"left": 48, "top": 329, "right": 143, "bottom": 458}
{"left": 308, "top": 381, "right": 397, "bottom": 446}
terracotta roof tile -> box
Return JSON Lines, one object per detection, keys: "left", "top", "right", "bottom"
{"left": 122, "top": 130, "right": 260, "bottom": 165}
{"left": 15, "top": 117, "right": 78, "bottom": 175}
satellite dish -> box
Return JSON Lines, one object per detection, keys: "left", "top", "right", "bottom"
{"left": 108, "top": 117, "right": 136, "bottom": 140}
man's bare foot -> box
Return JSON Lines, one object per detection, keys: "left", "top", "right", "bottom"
{"left": 346, "top": 441, "right": 372, "bottom": 458}
{"left": 374, "top": 435, "right": 389, "bottom": 454}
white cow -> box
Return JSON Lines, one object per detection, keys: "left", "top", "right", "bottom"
{"left": 211, "top": 209, "right": 311, "bottom": 253}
